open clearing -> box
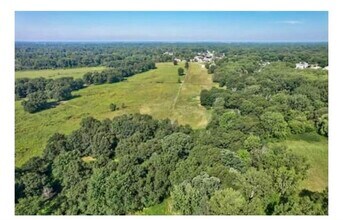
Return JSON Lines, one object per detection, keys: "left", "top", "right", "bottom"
{"left": 272, "top": 133, "right": 328, "bottom": 192}
{"left": 15, "top": 66, "right": 106, "bottom": 79}
{"left": 15, "top": 62, "right": 216, "bottom": 166}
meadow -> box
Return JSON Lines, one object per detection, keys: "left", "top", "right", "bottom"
{"left": 272, "top": 132, "right": 328, "bottom": 192}
{"left": 15, "top": 66, "right": 106, "bottom": 79}
{"left": 15, "top": 62, "right": 216, "bottom": 167}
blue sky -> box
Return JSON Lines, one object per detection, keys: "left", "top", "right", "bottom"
{"left": 15, "top": 11, "right": 328, "bottom": 42}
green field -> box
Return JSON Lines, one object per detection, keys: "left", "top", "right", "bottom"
{"left": 15, "top": 66, "right": 106, "bottom": 79}
{"left": 272, "top": 133, "right": 328, "bottom": 192}
{"left": 135, "top": 198, "right": 172, "bottom": 215}
{"left": 15, "top": 62, "right": 216, "bottom": 167}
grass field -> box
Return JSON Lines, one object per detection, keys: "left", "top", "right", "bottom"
{"left": 15, "top": 66, "right": 106, "bottom": 79}
{"left": 15, "top": 62, "right": 216, "bottom": 167}
{"left": 135, "top": 198, "right": 173, "bottom": 215}
{"left": 272, "top": 132, "right": 328, "bottom": 192}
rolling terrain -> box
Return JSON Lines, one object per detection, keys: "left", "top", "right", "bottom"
{"left": 15, "top": 62, "right": 216, "bottom": 166}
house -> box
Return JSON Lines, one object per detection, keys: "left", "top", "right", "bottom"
{"left": 164, "top": 52, "right": 173, "bottom": 56}
{"left": 295, "top": 62, "right": 309, "bottom": 69}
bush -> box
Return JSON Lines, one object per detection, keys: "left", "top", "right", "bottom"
{"left": 109, "top": 103, "right": 117, "bottom": 111}
{"left": 178, "top": 67, "right": 185, "bottom": 76}
{"left": 21, "top": 91, "right": 48, "bottom": 113}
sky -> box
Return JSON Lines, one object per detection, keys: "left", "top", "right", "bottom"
{"left": 15, "top": 11, "right": 328, "bottom": 42}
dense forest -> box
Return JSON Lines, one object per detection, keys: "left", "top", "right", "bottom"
{"left": 15, "top": 43, "right": 328, "bottom": 215}
{"left": 16, "top": 42, "right": 328, "bottom": 70}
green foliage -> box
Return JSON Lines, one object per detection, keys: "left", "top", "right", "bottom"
{"left": 209, "top": 188, "right": 246, "bottom": 215}
{"left": 219, "top": 110, "right": 238, "bottom": 130}
{"left": 260, "top": 112, "right": 290, "bottom": 139}
{"left": 243, "top": 135, "right": 262, "bottom": 151}
{"left": 171, "top": 173, "right": 220, "bottom": 214}
{"left": 220, "top": 149, "right": 246, "bottom": 172}
{"left": 177, "top": 67, "right": 185, "bottom": 76}
{"left": 21, "top": 91, "right": 48, "bottom": 113}
{"left": 316, "top": 114, "right": 328, "bottom": 137}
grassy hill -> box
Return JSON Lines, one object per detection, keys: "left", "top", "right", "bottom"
{"left": 15, "top": 66, "right": 106, "bottom": 79}
{"left": 15, "top": 62, "right": 216, "bottom": 167}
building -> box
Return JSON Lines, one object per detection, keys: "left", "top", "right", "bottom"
{"left": 295, "top": 62, "right": 309, "bottom": 69}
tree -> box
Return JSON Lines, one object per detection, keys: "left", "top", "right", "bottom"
{"left": 209, "top": 188, "right": 246, "bottom": 215}
{"left": 178, "top": 67, "right": 185, "bottom": 76}
{"left": 208, "top": 64, "right": 216, "bottom": 74}
{"left": 43, "top": 133, "right": 69, "bottom": 161}
{"left": 185, "top": 61, "right": 189, "bottom": 69}
{"left": 171, "top": 173, "right": 220, "bottom": 215}
{"left": 316, "top": 114, "right": 328, "bottom": 136}
{"left": 243, "top": 135, "right": 262, "bottom": 152}
{"left": 21, "top": 91, "right": 48, "bottom": 113}
{"left": 220, "top": 149, "right": 246, "bottom": 172}
{"left": 50, "top": 86, "right": 72, "bottom": 101}
{"left": 260, "top": 111, "right": 290, "bottom": 139}
{"left": 173, "top": 59, "right": 178, "bottom": 65}
{"left": 219, "top": 110, "right": 238, "bottom": 130}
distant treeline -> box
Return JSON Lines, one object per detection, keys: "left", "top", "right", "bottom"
{"left": 15, "top": 42, "right": 328, "bottom": 70}
{"left": 15, "top": 57, "right": 156, "bottom": 113}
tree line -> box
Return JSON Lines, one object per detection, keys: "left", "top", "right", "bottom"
{"left": 16, "top": 42, "right": 328, "bottom": 71}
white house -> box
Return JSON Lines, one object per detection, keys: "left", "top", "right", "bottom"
{"left": 295, "top": 62, "right": 309, "bottom": 69}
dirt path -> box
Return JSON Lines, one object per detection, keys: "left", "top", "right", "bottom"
{"left": 171, "top": 68, "right": 190, "bottom": 110}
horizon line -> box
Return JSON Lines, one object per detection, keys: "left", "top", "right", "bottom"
{"left": 15, "top": 40, "right": 328, "bottom": 44}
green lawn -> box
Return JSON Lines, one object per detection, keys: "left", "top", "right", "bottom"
{"left": 15, "top": 62, "right": 216, "bottom": 167}
{"left": 272, "top": 133, "right": 328, "bottom": 192}
{"left": 135, "top": 198, "right": 173, "bottom": 215}
{"left": 15, "top": 66, "right": 106, "bottom": 79}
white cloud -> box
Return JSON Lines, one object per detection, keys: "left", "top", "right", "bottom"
{"left": 276, "top": 20, "right": 303, "bottom": 25}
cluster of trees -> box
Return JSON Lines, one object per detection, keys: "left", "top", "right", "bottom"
{"left": 15, "top": 113, "right": 328, "bottom": 215}
{"left": 16, "top": 42, "right": 328, "bottom": 71}
{"left": 16, "top": 114, "right": 193, "bottom": 214}
{"left": 16, "top": 77, "right": 84, "bottom": 113}
{"left": 201, "top": 59, "right": 328, "bottom": 138}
